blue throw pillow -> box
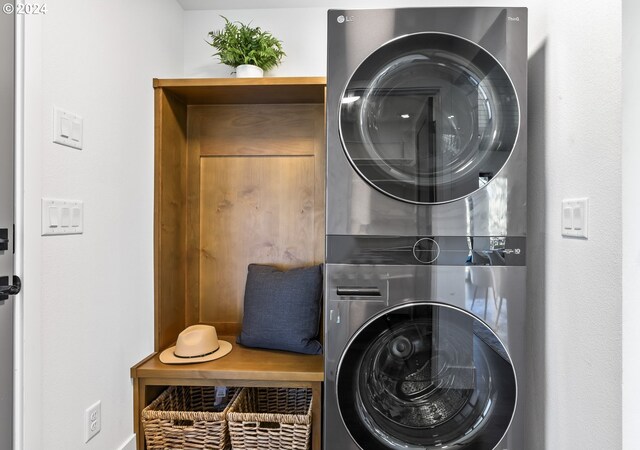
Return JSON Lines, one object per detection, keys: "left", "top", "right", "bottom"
{"left": 238, "top": 264, "right": 323, "bottom": 355}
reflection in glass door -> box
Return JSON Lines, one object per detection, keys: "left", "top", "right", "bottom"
{"left": 339, "top": 33, "right": 519, "bottom": 204}
{"left": 336, "top": 303, "right": 516, "bottom": 450}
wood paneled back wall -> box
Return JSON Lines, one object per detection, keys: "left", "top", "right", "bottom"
{"left": 153, "top": 78, "right": 326, "bottom": 351}
{"left": 188, "top": 104, "right": 325, "bottom": 335}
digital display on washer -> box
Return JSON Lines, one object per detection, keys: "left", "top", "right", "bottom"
{"left": 336, "top": 302, "right": 516, "bottom": 450}
{"left": 339, "top": 32, "right": 519, "bottom": 204}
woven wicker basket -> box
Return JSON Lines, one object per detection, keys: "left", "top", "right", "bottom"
{"left": 227, "top": 387, "right": 312, "bottom": 450}
{"left": 142, "top": 385, "right": 239, "bottom": 450}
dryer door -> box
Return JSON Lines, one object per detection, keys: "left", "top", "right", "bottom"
{"left": 339, "top": 33, "right": 519, "bottom": 204}
{"left": 336, "top": 302, "right": 516, "bottom": 450}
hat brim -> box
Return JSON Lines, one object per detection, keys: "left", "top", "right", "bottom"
{"left": 159, "top": 340, "right": 232, "bottom": 365}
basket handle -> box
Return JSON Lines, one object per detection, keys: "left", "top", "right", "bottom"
{"left": 245, "top": 421, "right": 282, "bottom": 430}
{"left": 171, "top": 419, "right": 194, "bottom": 428}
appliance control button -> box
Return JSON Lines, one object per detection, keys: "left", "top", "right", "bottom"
{"left": 412, "top": 238, "right": 440, "bottom": 264}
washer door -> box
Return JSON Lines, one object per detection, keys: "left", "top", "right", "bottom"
{"left": 336, "top": 302, "right": 516, "bottom": 450}
{"left": 339, "top": 33, "right": 519, "bottom": 204}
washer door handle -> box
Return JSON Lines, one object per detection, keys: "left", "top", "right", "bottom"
{"left": 336, "top": 286, "right": 381, "bottom": 297}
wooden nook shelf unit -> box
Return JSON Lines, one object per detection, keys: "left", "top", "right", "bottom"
{"left": 131, "top": 76, "right": 326, "bottom": 450}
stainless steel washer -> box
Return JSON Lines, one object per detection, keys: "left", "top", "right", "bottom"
{"left": 324, "top": 236, "right": 526, "bottom": 449}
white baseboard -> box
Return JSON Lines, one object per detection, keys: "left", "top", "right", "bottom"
{"left": 117, "top": 434, "right": 136, "bottom": 450}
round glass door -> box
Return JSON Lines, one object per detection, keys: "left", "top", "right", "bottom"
{"left": 339, "top": 33, "right": 519, "bottom": 204}
{"left": 336, "top": 302, "right": 516, "bottom": 450}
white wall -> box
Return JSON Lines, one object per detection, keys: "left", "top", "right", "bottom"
{"left": 543, "top": 0, "right": 621, "bottom": 447}
{"left": 184, "top": 1, "right": 622, "bottom": 449}
{"left": 622, "top": 0, "right": 639, "bottom": 447}
{"left": 23, "top": 1, "right": 184, "bottom": 448}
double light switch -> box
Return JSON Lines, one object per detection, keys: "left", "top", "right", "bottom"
{"left": 562, "top": 198, "right": 589, "bottom": 239}
{"left": 53, "top": 107, "right": 83, "bottom": 150}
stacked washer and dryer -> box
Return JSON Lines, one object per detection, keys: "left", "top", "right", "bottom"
{"left": 324, "top": 7, "right": 527, "bottom": 450}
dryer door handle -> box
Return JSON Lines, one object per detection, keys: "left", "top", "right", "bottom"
{"left": 336, "top": 286, "right": 381, "bottom": 297}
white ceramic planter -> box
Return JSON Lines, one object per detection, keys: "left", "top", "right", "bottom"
{"left": 236, "top": 64, "right": 264, "bottom": 78}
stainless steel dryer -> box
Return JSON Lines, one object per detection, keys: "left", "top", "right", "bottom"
{"left": 326, "top": 7, "right": 528, "bottom": 236}
{"left": 324, "top": 237, "right": 526, "bottom": 450}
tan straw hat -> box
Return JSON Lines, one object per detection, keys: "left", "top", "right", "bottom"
{"left": 159, "top": 324, "right": 232, "bottom": 364}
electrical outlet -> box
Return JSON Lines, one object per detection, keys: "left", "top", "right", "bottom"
{"left": 85, "top": 401, "right": 101, "bottom": 443}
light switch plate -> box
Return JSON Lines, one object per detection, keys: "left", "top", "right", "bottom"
{"left": 42, "top": 198, "right": 84, "bottom": 236}
{"left": 53, "top": 107, "right": 83, "bottom": 150}
{"left": 561, "top": 198, "right": 589, "bottom": 239}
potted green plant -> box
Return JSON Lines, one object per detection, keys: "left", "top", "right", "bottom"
{"left": 207, "top": 17, "right": 286, "bottom": 77}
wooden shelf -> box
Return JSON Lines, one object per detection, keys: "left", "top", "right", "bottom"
{"left": 154, "top": 77, "right": 326, "bottom": 105}
{"left": 132, "top": 339, "right": 323, "bottom": 450}
{"left": 132, "top": 337, "right": 323, "bottom": 382}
